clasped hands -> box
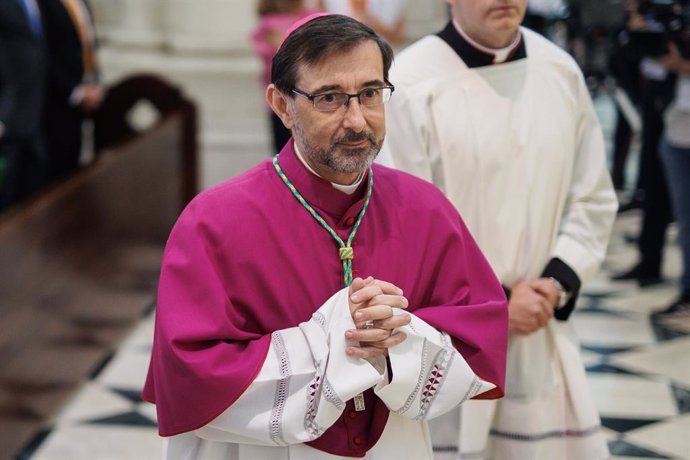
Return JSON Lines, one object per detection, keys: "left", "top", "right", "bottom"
{"left": 508, "top": 278, "right": 559, "bottom": 336}
{"left": 345, "top": 276, "right": 411, "bottom": 359}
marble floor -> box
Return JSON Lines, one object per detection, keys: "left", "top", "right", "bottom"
{"left": 11, "top": 46, "right": 690, "bottom": 459}
{"left": 15, "top": 207, "right": 689, "bottom": 460}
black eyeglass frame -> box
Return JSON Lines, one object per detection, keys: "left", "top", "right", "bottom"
{"left": 290, "top": 84, "right": 395, "bottom": 112}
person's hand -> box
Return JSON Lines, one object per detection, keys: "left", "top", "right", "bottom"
{"left": 530, "top": 278, "right": 560, "bottom": 307}
{"left": 346, "top": 277, "right": 410, "bottom": 358}
{"left": 658, "top": 42, "right": 683, "bottom": 72}
{"left": 80, "top": 83, "right": 105, "bottom": 112}
{"left": 507, "top": 280, "right": 554, "bottom": 335}
{"left": 347, "top": 276, "right": 381, "bottom": 316}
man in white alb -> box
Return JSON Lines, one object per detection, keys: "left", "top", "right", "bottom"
{"left": 381, "top": 0, "right": 618, "bottom": 458}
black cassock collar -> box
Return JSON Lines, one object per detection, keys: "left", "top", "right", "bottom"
{"left": 436, "top": 21, "right": 527, "bottom": 68}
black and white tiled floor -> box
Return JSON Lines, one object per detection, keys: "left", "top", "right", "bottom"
{"left": 16, "top": 208, "right": 690, "bottom": 459}
{"left": 577, "top": 212, "right": 690, "bottom": 460}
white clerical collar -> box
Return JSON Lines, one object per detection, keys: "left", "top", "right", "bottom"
{"left": 293, "top": 140, "right": 364, "bottom": 195}
{"left": 452, "top": 18, "right": 521, "bottom": 64}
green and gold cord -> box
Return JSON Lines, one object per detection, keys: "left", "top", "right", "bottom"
{"left": 272, "top": 154, "right": 373, "bottom": 287}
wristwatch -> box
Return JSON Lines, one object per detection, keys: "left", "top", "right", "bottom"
{"left": 548, "top": 277, "right": 570, "bottom": 309}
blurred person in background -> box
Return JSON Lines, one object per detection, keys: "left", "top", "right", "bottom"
{"left": 37, "top": 0, "right": 104, "bottom": 183}
{"left": 318, "top": 0, "right": 407, "bottom": 47}
{"left": 382, "top": 0, "right": 617, "bottom": 457}
{"left": 252, "top": 0, "right": 320, "bottom": 153}
{"left": 657, "top": 40, "right": 690, "bottom": 316}
{"left": 612, "top": 0, "right": 688, "bottom": 286}
{"left": 0, "top": 0, "right": 47, "bottom": 211}
{"left": 609, "top": 0, "right": 643, "bottom": 192}
{"left": 522, "top": 0, "right": 571, "bottom": 49}
{"left": 143, "top": 14, "right": 508, "bottom": 460}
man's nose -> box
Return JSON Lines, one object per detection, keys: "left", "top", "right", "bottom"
{"left": 342, "top": 98, "right": 367, "bottom": 132}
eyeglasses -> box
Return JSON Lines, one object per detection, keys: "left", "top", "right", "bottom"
{"left": 291, "top": 85, "right": 395, "bottom": 112}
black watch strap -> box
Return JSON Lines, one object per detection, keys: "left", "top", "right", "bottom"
{"left": 541, "top": 258, "right": 581, "bottom": 321}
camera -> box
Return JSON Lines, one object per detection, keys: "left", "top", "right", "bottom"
{"left": 638, "top": 0, "right": 680, "bottom": 23}
{"left": 626, "top": 0, "right": 689, "bottom": 58}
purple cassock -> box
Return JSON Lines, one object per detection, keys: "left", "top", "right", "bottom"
{"left": 143, "top": 141, "right": 508, "bottom": 456}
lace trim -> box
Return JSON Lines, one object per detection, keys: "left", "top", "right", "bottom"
{"left": 312, "top": 311, "right": 327, "bottom": 333}
{"left": 439, "top": 331, "right": 450, "bottom": 349}
{"left": 322, "top": 374, "right": 345, "bottom": 410}
{"left": 417, "top": 334, "right": 454, "bottom": 420}
{"left": 462, "top": 375, "right": 482, "bottom": 403}
{"left": 490, "top": 425, "right": 603, "bottom": 441}
{"left": 393, "top": 337, "right": 430, "bottom": 416}
{"left": 269, "top": 332, "right": 291, "bottom": 446}
{"left": 304, "top": 375, "right": 326, "bottom": 439}
{"left": 304, "top": 369, "right": 344, "bottom": 438}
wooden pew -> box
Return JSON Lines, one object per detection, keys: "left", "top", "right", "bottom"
{"left": 0, "top": 73, "right": 197, "bottom": 458}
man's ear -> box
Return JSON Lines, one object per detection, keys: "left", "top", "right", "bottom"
{"left": 267, "top": 84, "right": 294, "bottom": 130}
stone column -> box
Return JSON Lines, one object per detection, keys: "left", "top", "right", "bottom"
{"left": 403, "top": 1, "right": 449, "bottom": 43}
{"left": 164, "top": 0, "right": 255, "bottom": 55}
{"left": 90, "top": 0, "right": 445, "bottom": 54}
{"left": 90, "top": 0, "right": 167, "bottom": 48}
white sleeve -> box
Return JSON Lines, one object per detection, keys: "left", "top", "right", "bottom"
{"left": 374, "top": 311, "right": 495, "bottom": 421}
{"left": 553, "top": 72, "right": 618, "bottom": 283}
{"left": 193, "top": 288, "right": 385, "bottom": 446}
{"left": 381, "top": 83, "right": 442, "bottom": 188}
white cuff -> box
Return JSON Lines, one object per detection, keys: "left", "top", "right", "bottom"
{"left": 375, "top": 312, "right": 495, "bottom": 420}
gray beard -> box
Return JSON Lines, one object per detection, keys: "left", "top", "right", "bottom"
{"left": 291, "top": 121, "right": 382, "bottom": 175}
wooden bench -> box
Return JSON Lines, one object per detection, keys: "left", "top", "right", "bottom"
{"left": 0, "top": 73, "right": 197, "bottom": 458}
